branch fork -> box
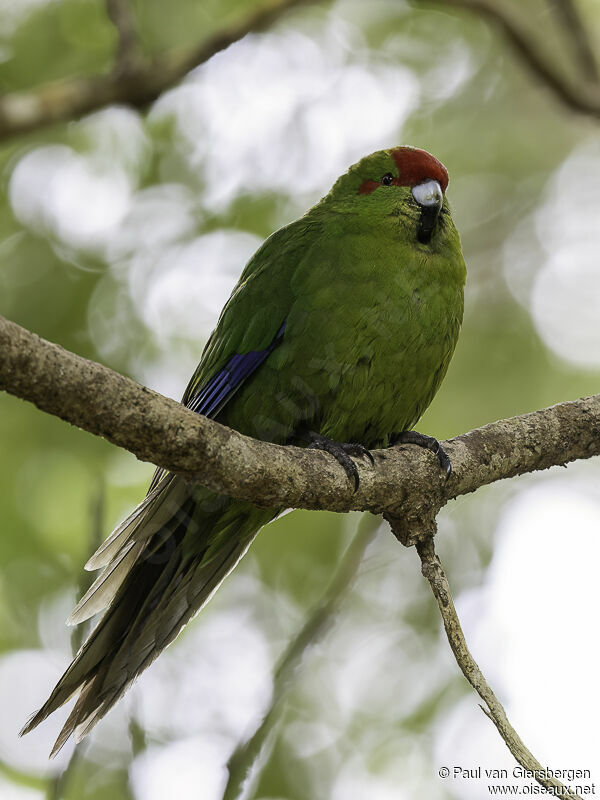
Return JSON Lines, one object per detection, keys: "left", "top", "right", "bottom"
{"left": 0, "top": 313, "right": 596, "bottom": 800}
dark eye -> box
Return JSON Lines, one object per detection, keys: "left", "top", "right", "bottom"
{"left": 381, "top": 173, "right": 394, "bottom": 186}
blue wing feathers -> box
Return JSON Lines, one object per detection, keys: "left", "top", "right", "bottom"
{"left": 187, "top": 321, "right": 286, "bottom": 419}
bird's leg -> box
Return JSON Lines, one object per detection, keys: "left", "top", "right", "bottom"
{"left": 307, "top": 432, "right": 374, "bottom": 493}
{"left": 391, "top": 430, "right": 452, "bottom": 478}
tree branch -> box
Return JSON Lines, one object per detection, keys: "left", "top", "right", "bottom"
{"left": 1, "top": 315, "right": 599, "bottom": 525}
{"left": 3, "top": 0, "right": 598, "bottom": 141}
{"left": 415, "top": 536, "right": 581, "bottom": 799}
{"left": 549, "top": 0, "right": 600, "bottom": 83}
{"left": 106, "top": 0, "right": 143, "bottom": 77}
{"left": 0, "top": 0, "right": 321, "bottom": 141}
{"left": 427, "top": 0, "right": 600, "bottom": 117}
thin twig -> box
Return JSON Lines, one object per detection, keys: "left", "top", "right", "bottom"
{"left": 549, "top": 0, "right": 599, "bottom": 83}
{"left": 0, "top": 0, "right": 322, "bottom": 140}
{"left": 0, "top": 760, "right": 46, "bottom": 793}
{"left": 45, "top": 748, "right": 81, "bottom": 800}
{"left": 106, "top": 0, "right": 143, "bottom": 76}
{"left": 426, "top": 0, "right": 600, "bottom": 116}
{"left": 224, "top": 513, "right": 381, "bottom": 800}
{"left": 415, "top": 536, "right": 581, "bottom": 799}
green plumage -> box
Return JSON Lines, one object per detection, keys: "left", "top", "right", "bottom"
{"left": 22, "top": 147, "right": 466, "bottom": 753}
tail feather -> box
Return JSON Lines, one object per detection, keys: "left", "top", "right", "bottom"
{"left": 67, "top": 542, "right": 144, "bottom": 626}
{"left": 50, "top": 677, "right": 102, "bottom": 756}
{"left": 84, "top": 474, "right": 174, "bottom": 571}
{"left": 71, "top": 478, "right": 191, "bottom": 625}
{"left": 21, "top": 478, "right": 275, "bottom": 754}
{"left": 50, "top": 537, "right": 249, "bottom": 754}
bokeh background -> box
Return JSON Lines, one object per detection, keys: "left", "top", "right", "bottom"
{"left": 1, "top": 1, "right": 599, "bottom": 798}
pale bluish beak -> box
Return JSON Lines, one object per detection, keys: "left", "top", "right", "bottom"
{"left": 411, "top": 179, "right": 443, "bottom": 209}
{"left": 411, "top": 179, "right": 443, "bottom": 243}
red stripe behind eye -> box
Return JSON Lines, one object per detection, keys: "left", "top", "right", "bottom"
{"left": 357, "top": 179, "right": 380, "bottom": 194}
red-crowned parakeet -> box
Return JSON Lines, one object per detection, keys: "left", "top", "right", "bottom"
{"left": 23, "top": 146, "right": 466, "bottom": 753}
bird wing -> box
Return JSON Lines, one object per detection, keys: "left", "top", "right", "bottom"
{"left": 144, "top": 315, "right": 287, "bottom": 495}
{"left": 72, "top": 218, "right": 308, "bottom": 593}
{"left": 184, "top": 320, "right": 286, "bottom": 417}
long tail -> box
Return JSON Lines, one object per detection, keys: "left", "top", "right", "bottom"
{"left": 21, "top": 476, "right": 275, "bottom": 755}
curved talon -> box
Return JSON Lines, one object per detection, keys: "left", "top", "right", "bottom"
{"left": 392, "top": 430, "right": 452, "bottom": 479}
{"left": 437, "top": 447, "right": 452, "bottom": 478}
{"left": 342, "top": 442, "right": 375, "bottom": 467}
{"left": 307, "top": 432, "right": 374, "bottom": 492}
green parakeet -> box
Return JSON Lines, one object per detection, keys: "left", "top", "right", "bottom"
{"left": 22, "top": 146, "right": 466, "bottom": 754}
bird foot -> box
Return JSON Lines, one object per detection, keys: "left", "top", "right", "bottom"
{"left": 308, "top": 432, "right": 374, "bottom": 492}
{"left": 391, "top": 430, "right": 452, "bottom": 478}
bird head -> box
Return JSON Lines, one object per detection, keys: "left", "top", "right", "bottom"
{"left": 326, "top": 146, "right": 450, "bottom": 245}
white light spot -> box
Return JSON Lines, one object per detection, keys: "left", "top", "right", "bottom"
{"left": 130, "top": 737, "right": 229, "bottom": 800}
{"left": 152, "top": 27, "right": 419, "bottom": 210}
{"left": 10, "top": 147, "right": 132, "bottom": 251}
{"left": 511, "top": 138, "right": 600, "bottom": 369}
{"left": 0, "top": 775, "right": 44, "bottom": 800}
{"left": 531, "top": 245, "right": 600, "bottom": 368}
{"left": 0, "top": 650, "right": 74, "bottom": 775}
{"left": 135, "top": 230, "right": 261, "bottom": 344}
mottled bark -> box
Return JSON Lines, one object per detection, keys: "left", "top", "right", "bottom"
{"left": 2, "top": 314, "right": 599, "bottom": 522}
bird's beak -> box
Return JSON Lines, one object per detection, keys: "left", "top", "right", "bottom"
{"left": 411, "top": 179, "right": 443, "bottom": 244}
